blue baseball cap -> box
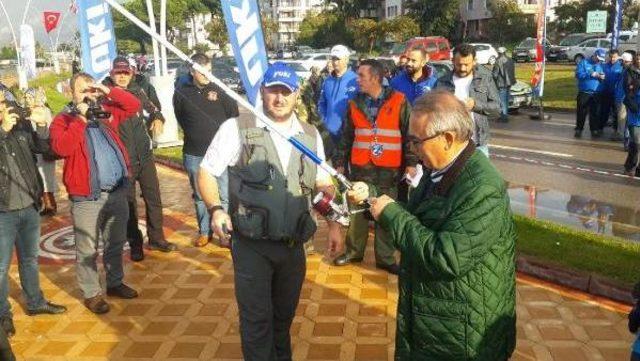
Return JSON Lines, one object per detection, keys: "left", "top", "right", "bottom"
{"left": 262, "top": 62, "right": 299, "bottom": 92}
{"left": 594, "top": 48, "right": 606, "bottom": 61}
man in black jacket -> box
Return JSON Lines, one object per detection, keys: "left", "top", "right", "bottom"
{"left": 103, "top": 56, "right": 176, "bottom": 261}
{"left": 173, "top": 53, "right": 239, "bottom": 247}
{"left": 492, "top": 47, "right": 516, "bottom": 122}
{"left": 0, "top": 98, "right": 66, "bottom": 337}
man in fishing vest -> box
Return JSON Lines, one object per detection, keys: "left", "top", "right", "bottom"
{"left": 197, "top": 62, "right": 343, "bottom": 361}
{"left": 333, "top": 59, "right": 417, "bottom": 275}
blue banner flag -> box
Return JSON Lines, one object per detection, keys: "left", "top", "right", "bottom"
{"left": 77, "top": 0, "right": 117, "bottom": 80}
{"left": 221, "top": 0, "right": 269, "bottom": 105}
{"left": 612, "top": 0, "right": 623, "bottom": 49}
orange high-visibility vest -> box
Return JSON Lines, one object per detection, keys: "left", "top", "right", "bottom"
{"left": 349, "top": 91, "right": 404, "bottom": 168}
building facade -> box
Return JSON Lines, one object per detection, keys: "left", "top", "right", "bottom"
{"left": 263, "top": 0, "right": 326, "bottom": 46}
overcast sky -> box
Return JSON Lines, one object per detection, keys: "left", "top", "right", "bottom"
{"left": 0, "top": 0, "right": 127, "bottom": 48}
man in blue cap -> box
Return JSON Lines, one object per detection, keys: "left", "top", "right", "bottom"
{"left": 197, "top": 62, "right": 342, "bottom": 361}
{"left": 575, "top": 48, "right": 606, "bottom": 138}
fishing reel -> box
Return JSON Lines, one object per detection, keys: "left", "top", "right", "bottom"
{"left": 312, "top": 190, "right": 370, "bottom": 227}
{"left": 312, "top": 191, "right": 351, "bottom": 227}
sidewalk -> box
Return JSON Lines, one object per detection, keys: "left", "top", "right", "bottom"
{"left": 6, "top": 164, "right": 634, "bottom": 360}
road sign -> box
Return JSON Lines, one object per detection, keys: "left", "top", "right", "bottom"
{"left": 586, "top": 10, "right": 607, "bottom": 33}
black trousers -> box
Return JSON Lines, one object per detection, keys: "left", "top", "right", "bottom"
{"left": 232, "top": 236, "right": 305, "bottom": 361}
{"left": 599, "top": 92, "right": 616, "bottom": 129}
{"left": 576, "top": 92, "right": 601, "bottom": 132}
{"left": 127, "top": 158, "right": 165, "bottom": 246}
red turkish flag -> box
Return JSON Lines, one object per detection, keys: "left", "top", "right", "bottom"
{"left": 43, "top": 11, "right": 61, "bottom": 33}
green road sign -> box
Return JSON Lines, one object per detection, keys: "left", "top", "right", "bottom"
{"left": 586, "top": 10, "right": 607, "bottom": 33}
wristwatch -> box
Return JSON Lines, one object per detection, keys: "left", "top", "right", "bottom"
{"left": 208, "top": 205, "right": 224, "bottom": 215}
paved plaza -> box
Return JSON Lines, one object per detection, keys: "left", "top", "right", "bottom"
{"left": 4, "top": 164, "right": 634, "bottom": 361}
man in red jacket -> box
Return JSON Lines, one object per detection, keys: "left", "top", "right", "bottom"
{"left": 50, "top": 72, "right": 141, "bottom": 314}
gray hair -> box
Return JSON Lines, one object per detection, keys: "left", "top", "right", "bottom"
{"left": 412, "top": 90, "right": 474, "bottom": 141}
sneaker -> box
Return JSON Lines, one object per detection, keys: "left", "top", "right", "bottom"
{"left": 106, "top": 284, "right": 139, "bottom": 299}
{"left": 26, "top": 302, "right": 67, "bottom": 316}
{"left": 148, "top": 239, "right": 177, "bottom": 252}
{"left": 0, "top": 317, "right": 14, "bottom": 337}
{"left": 84, "top": 295, "right": 110, "bottom": 314}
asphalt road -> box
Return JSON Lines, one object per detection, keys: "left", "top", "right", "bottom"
{"left": 491, "top": 108, "right": 640, "bottom": 240}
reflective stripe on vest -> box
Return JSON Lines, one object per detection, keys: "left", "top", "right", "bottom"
{"left": 350, "top": 91, "right": 405, "bottom": 168}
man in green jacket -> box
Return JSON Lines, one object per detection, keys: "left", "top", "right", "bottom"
{"left": 348, "top": 90, "right": 516, "bottom": 360}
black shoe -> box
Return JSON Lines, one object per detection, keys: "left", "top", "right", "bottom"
{"left": 333, "top": 254, "right": 363, "bottom": 266}
{"left": 574, "top": 130, "right": 582, "bottom": 138}
{"left": 0, "top": 317, "right": 14, "bottom": 337}
{"left": 591, "top": 130, "right": 603, "bottom": 138}
{"left": 148, "top": 239, "right": 177, "bottom": 252}
{"left": 107, "top": 284, "right": 139, "bottom": 299}
{"left": 129, "top": 239, "right": 144, "bottom": 262}
{"left": 376, "top": 263, "right": 400, "bottom": 275}
{"left": 26, "top": 302, "right": 67, "bottom": 316}
{"left": 84, "top": 295, "right": 110, "bottom": 314}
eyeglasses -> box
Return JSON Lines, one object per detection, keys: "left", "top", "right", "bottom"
{"left": 408, "top": 133, "right": 442, "bottom": 149}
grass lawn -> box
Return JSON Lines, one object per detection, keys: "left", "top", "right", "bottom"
{"left": 515, "top": 63, "right": 576, "bottom": 110}
{"left": 154, "top": 146, "right": 183, "bottom": 163}
{"left": 515, "top": 215, "right": 640, "bottom": 286}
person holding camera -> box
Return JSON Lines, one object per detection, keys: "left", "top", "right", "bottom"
{"left": 50, "top": 73, "right": 141, "bottom": 314}
{"left": 23, "top": 88, "right": 58, "bottom": 215}
{"left": 103, "top": 56, "right": 177, "bottom": 261}
{"left": 0, "top": 97, "right": 67, "bottom": 337}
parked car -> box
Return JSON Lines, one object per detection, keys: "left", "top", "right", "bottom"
{"left": 469, "top": 43, "right": 499, "bottom": 65}
{"left": 300, "top": 53, "right": 331, "bottom": 70}
{"left": 513, "top": 37, "right": 552, "bottom": 62}
{"left": 430, "top": 60, "right": 532, "bottom": 111}
{"left": 565, "top": 38, "right": 611, "bottom": 64}
{"left": 547, "top": 33, "right": 604, "bottom": 62}
{"left": 386, "top": 36, "right": 452, "bottom": 63}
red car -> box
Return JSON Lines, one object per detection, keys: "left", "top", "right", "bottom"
{"left": 386, "top": 36, "right": 452, "bottom": 63}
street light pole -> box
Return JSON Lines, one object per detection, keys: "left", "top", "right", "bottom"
{"left": 0, "top": 0, "right": 24, "bottom": 89}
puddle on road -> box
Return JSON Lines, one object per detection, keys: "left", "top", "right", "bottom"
{"left": 508, "top": 184, "right": 640, "bottom": 242}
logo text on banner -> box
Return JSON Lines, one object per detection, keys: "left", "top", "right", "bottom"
{"left": 77, "top": 0, "right": 117, "bottom": 80}
{"left": 221, "top": 0, "right": 269, "bottom": 105}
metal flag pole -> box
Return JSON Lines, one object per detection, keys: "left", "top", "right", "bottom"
{"left": 144, "top": 0, "right": 160, "bottom": 77}
{"left": 0, "top": 0, "right": 25, "bottom": 89}
{"left": 102, "top": 0, "right": 353, "bottom": 190}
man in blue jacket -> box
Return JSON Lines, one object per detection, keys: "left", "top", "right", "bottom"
{"left": 575, "top": 48, "right": 606, "bottom": 138}
{"left": 318, "top": 44, "right": 358, "bottom": 156}
{"left": 390, "top": 48, "right": 438, "bottom": 105}
{"left": 602, "top": 50, "right": 622, "bottom": 139}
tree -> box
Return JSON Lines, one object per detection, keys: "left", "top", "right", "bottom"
{"left": 323, "top": 0, "right": 370, "bottom": 19}
{"left": 0, "top": 46, "right": 17, "bottom": 60}
{"left": 381, "top": 16, "right": 420, "bottom": 43}
{"left": 298, "top": 11, "right": 352, "bottom": 49}
{"left": 487, "top": 0, "right": 535, "bottom": 45}
{"left": 261, "top": 14, "right": 279, "bottom": 51}
{"left": 350, "top": 18, "right": 379, "bottom": 53}
{"left": 406, "top": 0, "right": 461, "bottom": 38}
{"left": 206, "top": 15, "right": 229, "bottom": 55}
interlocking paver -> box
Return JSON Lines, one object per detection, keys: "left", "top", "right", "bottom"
{"left": 3, "top": 164, "right": 633, "bottom": 360}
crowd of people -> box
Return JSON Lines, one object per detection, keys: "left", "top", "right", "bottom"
{"left": 0, "top": 41, "right": 635, "bottom": 360}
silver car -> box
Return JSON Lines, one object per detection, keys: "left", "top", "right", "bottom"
{"left": 565, "top": 38, "right": 611, "bottom": 64}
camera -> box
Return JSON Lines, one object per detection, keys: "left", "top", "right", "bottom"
{"left": 69, "top": 98, "right": 111, "bottom": 125}
{"left": 8, "top": 105, "right": 31, "bottom": 120}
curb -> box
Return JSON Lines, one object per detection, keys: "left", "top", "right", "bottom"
{"left": 516, "top": 255, "right": 633, "bottom": 305}
{"left": 153, "top": 155, "right": 634, "bottom": 306}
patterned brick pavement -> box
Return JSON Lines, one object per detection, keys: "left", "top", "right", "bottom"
{"left": 4, "top": 164, "right": 634, "bottom": 360}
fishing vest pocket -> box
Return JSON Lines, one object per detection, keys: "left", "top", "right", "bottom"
{"left": 294, "top": 210, "right": 317, "bottom": 244}
{"left": 232, "top": 204, "right": 269, "bottom": 240}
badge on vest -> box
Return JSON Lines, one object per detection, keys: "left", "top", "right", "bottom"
{"left": 207, "top": 91, "right": 218, "bottom": 101}
{"left": 371, "top": 143, "right": 384, "bottom": 157}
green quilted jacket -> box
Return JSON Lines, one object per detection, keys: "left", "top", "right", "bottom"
{"left": 378, "top": 143, "right": 517, "bottom": 361}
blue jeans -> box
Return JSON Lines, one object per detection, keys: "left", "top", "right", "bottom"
{"left": 499, "top": 87, "right": 510, "bottom": 118}
{"left": 183, "top": 154, "right": 229, "bottom": 236}
{"left": 0, "top": 206, "right": 46, "bottom": 318}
